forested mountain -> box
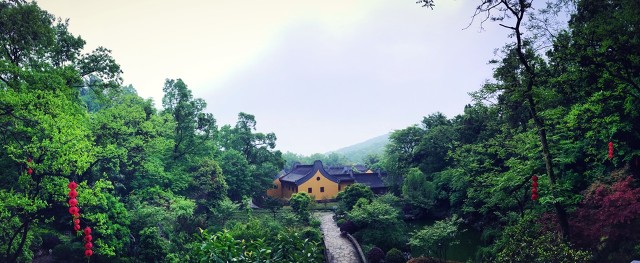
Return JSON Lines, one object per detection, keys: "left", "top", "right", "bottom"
{"left": 332, "top": 133, "right": 389, "bottom": 163}
{"left": 1, "top": 0, "right": 639, "bottom": 262}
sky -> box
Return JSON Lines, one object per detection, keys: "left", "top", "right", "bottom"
{"left": 37, "top": 0, "right": 511, "bottom": 155}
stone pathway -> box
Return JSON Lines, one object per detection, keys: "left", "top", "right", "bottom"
{"left": 316, "top": 212, "right": 360, "bottom": 263}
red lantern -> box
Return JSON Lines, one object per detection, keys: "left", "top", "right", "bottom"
{"left": 27, "top": 168, "right": 33, "bottom": 175}
{"left": 74, "top": 219, "right": 80, "bottom": 225}
{"left": 74, "top": 224, "right": 81, "bottom": 231}
{"left": 608, "top": 142, "right": 614, "bottom": 159}
{"left": 68, "top": 206, "right": 79, "bottom": 215}
{"left": 68, "top": 189, "right": 78, "bottom": 198}
{"left": 68, "top": 198, "right": 78, "bottom": 207}
{"left": 531, "top": 175, "right": 539, "bottom": 201}
{"left": 83, "top": 227, "right": 92, "bottom": 235}
{"left": 84, "top": 242, "right": 93, "bottom": 249}
{"left": 73, "top": 213, "right": 80, "bottom": 219}
{"left": 84, "top": 235, "right": 92, "bottom": 242}
{"left": 27, "top": 158, "right": 32, "bottom": 163}
{"left": 84, "top": 249, "right": 93, "bottom": 257}
{"left": 68, "top": 181, "right": 78, "bottom": 189}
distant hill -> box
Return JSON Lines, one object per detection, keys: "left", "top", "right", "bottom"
{"left": 331, "top": 133, "right": 390, "bottom": 163}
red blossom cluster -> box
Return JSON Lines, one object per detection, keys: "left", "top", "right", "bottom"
{"left": 531, "top": 175, "right": 539, "bottom": 201}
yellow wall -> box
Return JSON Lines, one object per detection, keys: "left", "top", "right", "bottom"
{"left": 266, "top": 178, "right": 282, "bottom": 198}
{"left": 299, "top": 171, "right": 340, "bottom": 200}
{"left": 339, "top": 181, "right": 353, "bottom": 192}
{"left": 281, "top": 182, "right": 298, "bottom": 199}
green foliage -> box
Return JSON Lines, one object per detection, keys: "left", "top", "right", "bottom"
{"left": 76, "top": 180, "right": 130, "bottom": 258}
{"left": 289, "top": 192, "right": 313, "bottom": 222}
{"left": 409, "top": 216, "right": 461, "bottom": 261}
{"left": 348, "top": 198, "right": 406, "bottom": 251}
{"left": 195, "top": 227, "right": 323, "bottom": 263}
{"left": 336, "top": 183, "right": 374, "bottom": 214}
{"left": 385, "top": 248, "right": 405, "bottom": 263}
{"left": 402, "top": 168, "right": 436, "bottom": 211}
{"left": 493, "top": 215, "right": 591, "bottom": 263}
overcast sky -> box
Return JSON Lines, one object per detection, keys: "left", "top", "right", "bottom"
{"left": 38, "top": 0, "right": 511, "bottom": 155}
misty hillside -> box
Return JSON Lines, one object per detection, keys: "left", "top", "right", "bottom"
{"left": 330, "top": 133, "right": 390, "bottom": 163}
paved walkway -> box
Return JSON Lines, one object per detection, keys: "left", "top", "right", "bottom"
{"left": 316, "top": 212, "right": 359, "bottom": 263}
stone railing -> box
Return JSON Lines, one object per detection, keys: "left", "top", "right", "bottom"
{"left": 342, "top": 231, "right": 367, "bottom": 263}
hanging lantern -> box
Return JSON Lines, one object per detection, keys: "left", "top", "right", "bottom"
{"left": 83, "top": 227, "right": 92, "bottom": 235}
{"left": 608, "top": 142, "right": 614, "bottom": 159}
{"left": 84, "top": 249, "right": 93, "bottom": 257}
{"left": 74, "top": 224, "right": 81, "bottom": 231}
{"left": 84, "top": 242, "right": 93, "bottom": 250}
{"left": 73, "top": 219, "right": 80, "bottom": 225}
{"left": 531, "top": 175, "right": 539, "bottom": 201}
{"left": 84, "top": 235, "right": 92, "bottom": 242}
{"left": 68, "top": 206, "right": 79, "bottom": 215}
{"left": 68, "top": 198, "right": 78, "bottom": 207}
{"left": 68, "top": 181, "right": 77, "bottom": 189}
{"left": 68, "top": 189, "right": 78, "bottom": 198}
{"left": 73, "top": 212, "right": 80, "bottom": 219}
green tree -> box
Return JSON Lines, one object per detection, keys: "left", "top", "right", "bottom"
{"left": 289, "top": 192, "right": 313, "bottom": 222}
{"left": 409, "top": 216, "right": 461, "bottom": 263}
{"left": 336, "top": 183, "right": 374, "bottom": 214}
{"left": 402, "top": 168, "right": 437, "bottom": 212}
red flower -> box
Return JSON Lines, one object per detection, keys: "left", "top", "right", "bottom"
{"left": 531, "top": 188, "right": 538, "bottom": 194}
{"left": 27, "top": 168, "right": 33, "bottom": 175}
{"left": 68, "top": 189, "right": 78, "bottom": 198}
{"left": 83, "top": 227, "right": 92, "bottom": 235}
{"left": 84, "top": 249, "right": 93, "bottom": 257}
{"left": 84, "top": 242, "right": 93, "bottom": 249}
{"left": 531, "top": 193, "right": 539, "bottom": 201}
{"left": 68, "top": 181, "right": 78, "bottom": 189}
{"left": 84, "top": 235, "right": 92, "bottom": 242}
{"left": 532, "top": 181, "right": 538, "bottom": 188}
{"left": 74, "top": 224, "right": 81, "bottom": 231}
{"left": 532, "top": 175, "right": 538, "bottom": 181}
{"left": 68, "top": 198, "right": 78, "bottom": 207}
{"left": 73, "top": 219, "right": 80, "bottom": 225}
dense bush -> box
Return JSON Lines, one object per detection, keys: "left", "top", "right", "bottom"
{"left": 367, "top": 246, "right": 385, "bottom": 263}
{"left": 290, "top": 192, "right": 313, "bottom": 222}
{"left": 386, "top": 248, "right": 405, "bottom": 263}
{"left": 339, "top": 220, "right": 358, "bottom": 234}
{"left": 406, "top": 256, "right": 439, "bottom": 263}
{"left": 493, "top": 215, "right": 591, "bottom": 263}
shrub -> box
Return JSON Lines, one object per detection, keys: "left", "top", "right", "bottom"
{"left": 339, "top": 220, "right": 358, "bottom": 234}
{"left": 290, "top": 192, "right": 313, "bottom": 222}
{"left": 386, "top": 248, "right": 405, "bottom": 263}
{"left": 406, "top": 256, "right": 439, "bottom": 263}
{"left": 367, "top": 246, "right": 385, "bottom": 263}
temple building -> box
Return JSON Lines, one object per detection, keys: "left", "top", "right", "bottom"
{"left": 266, "top": 160, "right": 387, "bottom": 201}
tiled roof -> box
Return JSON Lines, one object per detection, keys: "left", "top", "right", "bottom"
{"left": 279, "top": 160, "right": 340, "bottom": 185}
{"left": 353, "top": 173, "right": 386, "bottom": 188}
